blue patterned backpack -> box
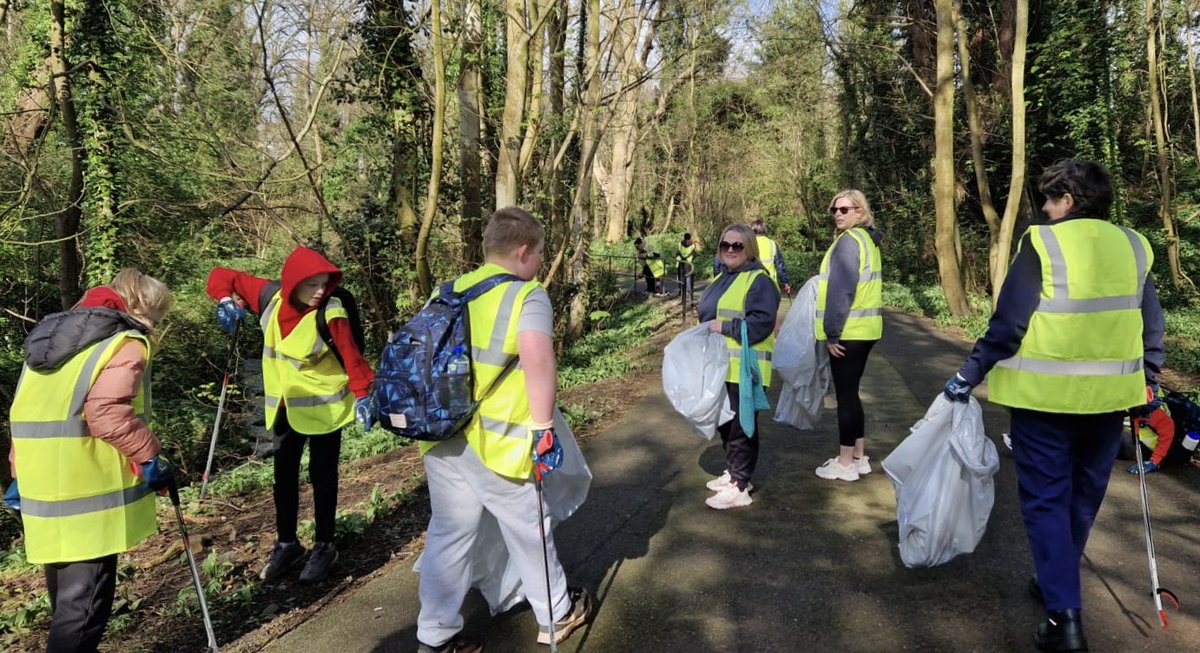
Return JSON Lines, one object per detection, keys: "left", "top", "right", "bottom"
{"left": 373, "top": 274, "right": 520, "bottom": 440}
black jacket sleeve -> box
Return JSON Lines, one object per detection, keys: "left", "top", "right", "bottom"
{"left": 823, "top": 236, "right": 860, "bottom": 345}
{"left": 958, "top": 232, "right": 1041, "bottom": 385}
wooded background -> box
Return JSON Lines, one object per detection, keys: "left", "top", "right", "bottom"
{"left": 3, "top": 0, "right": 1200, "bottom": 480}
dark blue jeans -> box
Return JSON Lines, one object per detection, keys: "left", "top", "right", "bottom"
{"left": 1009, "top": 407, "right": 1124, "bottom": 613}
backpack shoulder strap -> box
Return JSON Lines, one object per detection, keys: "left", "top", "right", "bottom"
{"left": 258, "top": 281, "right": 282, "bottom": 314}
{"left": 459, "top": 273, "right": 523, "bottom": 303}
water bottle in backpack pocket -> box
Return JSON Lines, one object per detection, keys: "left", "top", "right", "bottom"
{"left": 373, "top": 274, "right": 521, "bottom": 441}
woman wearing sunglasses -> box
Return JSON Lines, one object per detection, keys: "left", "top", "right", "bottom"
{"left": 696, "top": 224, "right": 781, "bottom": 509}
{"left": 814, "top": 190, "right": 884, "bottom": 482}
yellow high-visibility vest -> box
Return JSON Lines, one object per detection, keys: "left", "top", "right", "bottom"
{"left": 816, "top": 227, "right": 883, "bottom": 341}
{"left": 10, "top": 331, "right": 157, "bottom": 564}
{"left": 420, "top": 263, "right": 541, "bottom": 479}
{"left": 260, "top": 291, "right": 354, "bottom": 434}
{"left": 756, "top": 236, "right": 780, "bottom": 285}
{"left": 677, "top": 243, "right": 696, "bottom": 265}
{"left": 715, "top": 269, "right": 775, "bottom": 387}
{"left": 648, "top": 256, "right": 666, "bottom": 279}
{"left": 987, "top": 220, "right": 1151, "bottom": 413}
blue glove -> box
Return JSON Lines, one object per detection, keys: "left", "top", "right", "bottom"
{"left": 1127, "top": 460, "right": 1160, "bottom": 475}
{"left": 1130, "top": 385, "right": 1164, "bottom": 418}
{"left": 943, "top": 374, "right": 973, "bottom": 403}
{"left": 354, "top": 396, "right": 375, "bottom": 431}
{"left": 3, "top": 480, "right": 18, "bottom": 513}
{"left": 140, "top": 456, "right": 174, "bottom": 493}
{"left": 216, "top": 299, "right": 246, "bottom": 335}
{"left": 532, "top": 427, "right": 563, "bottom": 482}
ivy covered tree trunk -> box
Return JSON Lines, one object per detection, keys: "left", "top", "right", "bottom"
{"left": 415, "top": 0, "right": 445, "bottom": 298}
{"left": 933, "top": 0, "right": 970, "bottom": 317}
{"left": 495, "top": 0, "right": 530, "bottom": 208}
{"left": 48, "top": 0, "right": 83, "bottom": 308}
{"left": 994, "top": 0, "right": 1028, "bottom": 303}
{"left": 458, "top": 0, "right": 484, "bottom": 265}
{"left": 1146, "top": 0, "right": 1187, "bottom": 289}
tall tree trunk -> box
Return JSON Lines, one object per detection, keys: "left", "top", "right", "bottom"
{"left": 1187, "top": 10, "right": 1200, "bottom": 164}
{"left": 1146, "top": 0, "right": 1186, "bottom": 288}
{"left": 604, "top": 0, "right": 641, "bottom": 243}
{"left": 933, "top": 0, "right": 969, "bottom": 316}
{"left": 993, "top": 0, "right": 1028, "bottom": 302}
{"left": 567, "top": 0, "right": 602, "bottom": 341}
{"left": 415, "top": 0, "right": 446, "bottom": 297}
{"left": 955, "top": 3, "right": 1002, "bottom": 303}
{"left": 458, "top": 0, "right": 484, "bottom": 264}
{"left": 49, "top": 0, "right": 83, "bottom": 309}
{"left": 495, "top": 0, "right": 530, "bottom": 207}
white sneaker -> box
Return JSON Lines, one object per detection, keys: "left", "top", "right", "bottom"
{"left": 706, "top": 470, "right": 731, "bottom": 491}
{"left": 705, "top": 484, "right": 753, "bottom": 509}
{"left": 854, "top": 456, "right": 872, "bottom": 475}
{"left": 815, "top": 458, "right": 860, "bottom": 482}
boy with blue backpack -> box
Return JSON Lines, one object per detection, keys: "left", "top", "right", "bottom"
{"left": 206, "top": 246, "right": 375, "bottom": 585}
{"left": 411, "top": 208, "right": 591, "bottom": 653}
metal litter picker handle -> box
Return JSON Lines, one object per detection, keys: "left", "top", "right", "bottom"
{"left": 169, "top": 483, "right": 220, "bottom": 652}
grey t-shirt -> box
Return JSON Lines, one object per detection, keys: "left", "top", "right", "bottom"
{"left": 517, "top": 286, "right": 554, "bottom": 336}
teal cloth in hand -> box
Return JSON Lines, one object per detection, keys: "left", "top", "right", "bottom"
{"left": 738, "top": 321, "right": 771, "bottom": 437}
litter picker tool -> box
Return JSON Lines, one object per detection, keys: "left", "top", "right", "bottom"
{"left": 534, "top": 463, "right": 557, "bottom": 652}
{"left": 169, "top": 482, "right": 220, "bottom": 652}
{"left": 1131, "top": 415, "right": 1181, "bottom": 629}
{"left": 199, "top": 320, "right": 240, "bottom": 502}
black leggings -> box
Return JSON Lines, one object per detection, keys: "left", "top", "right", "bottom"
{"left": 717, "top": 382, "right": 759, "bottom": 489}
{"left": 274, "top": 409, "right": 342, "bottom": 543}
{"left": 829, "top": 339, "right": 876, "bottom": 447}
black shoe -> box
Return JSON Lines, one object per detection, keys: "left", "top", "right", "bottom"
{"left": 1035, "top": 609, "right": 1088, "bottom": 652}
{"left": 538, "top": 586, "right": 593, "bottom": 645}
{"left": 259, "top": 541, "right": 307, "bottom": 581}
{"left": 1029, "top": 575, "right": 1043, "bottom": 603}
{"left": 299, "top": 541, "right": 338, "bottom": 584}
{"left": 416, "top": 635, "right": 483, "bottom": 653}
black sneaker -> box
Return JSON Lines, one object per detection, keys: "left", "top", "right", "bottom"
{"left": 299, "top": 541, "right": 338, "bottom": 584}
{"left": 537, "top": 587, "right": 592, "bottom": 646}
{"left": 416, "top": 635, "right": 483, "bottom": 653}
{"left": 1034, "top": 609, "right": 1088, "bottom": 652}
{"left": 259, "top": 541, "right": 306, "bottom": 581}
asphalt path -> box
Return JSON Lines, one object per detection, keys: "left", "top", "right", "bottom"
{"left": 260, "top": 308, "right": 1200, "bottom": 652}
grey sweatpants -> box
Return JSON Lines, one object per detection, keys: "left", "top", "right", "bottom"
{"left": 417, "top": 437, "right": 569, "bottom": 647}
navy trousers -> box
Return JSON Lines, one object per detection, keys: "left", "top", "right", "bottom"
{"left": 1009, "top": 407, "right": 1125, "bottom": 613}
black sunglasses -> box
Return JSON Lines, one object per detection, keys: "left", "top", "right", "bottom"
{"left": 829, "top": 206, "right": 858, "bottom": 215}
{"left": 719, "top": 241, "right": 745, "bottom": 252}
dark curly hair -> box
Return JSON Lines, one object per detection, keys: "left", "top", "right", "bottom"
{"left": 1037, "top": 160, "right": 1113, "bottom": 219}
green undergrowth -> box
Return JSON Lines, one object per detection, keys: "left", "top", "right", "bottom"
{"left": 559, "top": 301, "right": 670, "bottom": 389}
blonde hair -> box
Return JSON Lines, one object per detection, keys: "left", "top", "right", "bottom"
{"left": 110, "top": 268, "right": 173, "bottom": 330}
{"left": 483, "top": 207, "right": 545, "bottom": 259}
{"left": 829, "top": 189, "right": 875, "bottom": 230}
{"left": 720, "top": 224, "right": 761, "bottom": 263}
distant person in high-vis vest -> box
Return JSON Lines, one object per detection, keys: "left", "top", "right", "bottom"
{"left": 8, "top": 269, "right": 174, "bottom": 653}
{"left": 634, "top": 237, "right": 664, "bottom": 295}
{"left": 813, "top": 190, "right": 883, "bottom": 483}
{"left": 697, "top": 224, "right": 780, "bottom": 510}
{"left": 750, "top": 219, "right": 792, "bottom": 297}
{"left": 676, "top": 232, "right": 698, "bottom": 296}
{"left": 944, "top": 160, "right": 1164, "bottom": 652}
{"left": 416, "top": 208, "right": 591, "bottom": 653}
{"left": 205, "top": 247, "right": 375, "bottom": 585}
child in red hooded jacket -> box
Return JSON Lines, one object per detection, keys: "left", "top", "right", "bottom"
{"left": 206, "top": 247, "right": 374, "bottom": 584}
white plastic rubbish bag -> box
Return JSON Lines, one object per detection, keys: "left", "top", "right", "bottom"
{"left": 662, "top": 324, "right": 731, "bottom": 440}
{"left": 773, "top": 276, "right": 829, "bottom": 430}
{"left": 882, "top": 395, "right": 1000, "bottom": 568}
{"left": 414, "top": 408, "right": 592, "bottom": 614}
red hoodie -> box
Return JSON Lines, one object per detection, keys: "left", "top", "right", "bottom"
{"left": 206, "top": 247, "right": 374, "bottom": 398}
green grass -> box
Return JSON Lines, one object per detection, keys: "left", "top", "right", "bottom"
{"left": 558, "top": 301, "right": 669, "bottom": 389}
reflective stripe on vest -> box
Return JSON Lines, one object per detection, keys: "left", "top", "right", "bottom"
{"left": 419, "top": 263, "right": 540, "bottom": 479}
{"left": 260, "top": 291, "right": 354, "bottom": 434}
{"left": 986, "top": 220, "right": 1152, "bottom": 413}
{"left": 815, "top": 228, "right": 883, "bottom": 341}
{"left": 10, "top": 331, "right": 157, "bottom": 563}
{"left": 714, "top": 269, "right": 775, "bottom": 387}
